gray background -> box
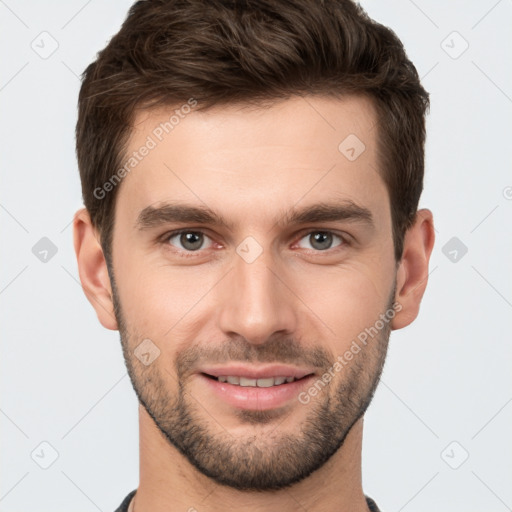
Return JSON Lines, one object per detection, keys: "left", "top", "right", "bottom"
{"left": 1, "top": 1, "right": 511, "bottom": 510}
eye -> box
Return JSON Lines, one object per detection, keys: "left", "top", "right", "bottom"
{"left": 166, "top": 230, "right": 214, "bottom": 252}
{"left": 296, "top": 231, "right": 345, "bottom": 251}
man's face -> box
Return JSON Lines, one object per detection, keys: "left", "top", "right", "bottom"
{"left": 110, "top": 95, "right": 397, "bottom": 490}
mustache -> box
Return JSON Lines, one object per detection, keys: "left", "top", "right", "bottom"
{"left": 175, "top": 336, "right": 333, "bottom": 379}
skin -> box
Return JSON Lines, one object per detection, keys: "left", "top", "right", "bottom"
{"left": 74, "top": 95, "right": 435, "bottom": 512}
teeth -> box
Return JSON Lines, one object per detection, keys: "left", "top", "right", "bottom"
{"left": 256, "top": 377, "right": 275, "bottom": 388}
{"left": 216, "top": 375, "right": 296, "bottom": 387}
{"left": 239, "top": 377, "right": 257, "bottom": 387}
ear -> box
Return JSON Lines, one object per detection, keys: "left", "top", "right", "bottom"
{"left": 392, "top": 208, "right": 435, "bottom": 330}
{"left": 73, "top": 208, "right": 118, "bottom": 330}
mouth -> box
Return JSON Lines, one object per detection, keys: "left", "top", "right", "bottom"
{"left": 197, "top": 365, "right": 317, "bottom": 411}
{"left": 202, "top": 373, "right": 308, "bottom": 387}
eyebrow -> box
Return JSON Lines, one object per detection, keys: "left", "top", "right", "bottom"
{"left": 135, "top": 200, "right": 374, "bottom": 231}
{"left": 278, "top": 201, "right": 374, "bottom": 229}
{"left": 136, "top": 202, "right": 235, "bottom": 231}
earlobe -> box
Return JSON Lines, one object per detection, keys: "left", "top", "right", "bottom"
{"left": 73, "top": 208, "right": 118, "bottom": 331}
{"left": 391, "top": 209, "right": 435, "bottom": 330}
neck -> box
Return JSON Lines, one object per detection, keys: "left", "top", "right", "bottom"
{"left": 133, "top": 405, "right": 369, "bottom": 512}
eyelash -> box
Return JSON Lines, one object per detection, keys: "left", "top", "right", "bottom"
{"left": 159, "top": 229, "right": 350, "bottom": 258}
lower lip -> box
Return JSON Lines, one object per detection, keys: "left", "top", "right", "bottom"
{"left": 198, "top": 373, "right": 315, "bottom": 411}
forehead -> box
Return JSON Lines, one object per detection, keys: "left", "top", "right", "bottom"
{"left": 116, "top": 95, "right": 386, "bottom": 226}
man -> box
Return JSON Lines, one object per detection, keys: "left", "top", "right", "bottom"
{"left": 73, "top": 0, "right": 435, "bottom": 510}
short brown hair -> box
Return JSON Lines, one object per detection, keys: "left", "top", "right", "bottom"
{"left": 76, "top": 0, "right": 429, "bottom": 263}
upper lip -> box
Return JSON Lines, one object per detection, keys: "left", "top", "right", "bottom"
{"left": 199, "top": 364, "right": 316, "bottom": 380}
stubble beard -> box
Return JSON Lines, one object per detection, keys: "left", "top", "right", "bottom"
{"left": 111, "top": 274, "right": 395, "bottom": 491}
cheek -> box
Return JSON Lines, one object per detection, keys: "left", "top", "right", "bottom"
{"left": 292, "top": 263, "right": 392, "bottom": 345}
{"left": 115, "top": 261, "right": 219, "bottom": 339}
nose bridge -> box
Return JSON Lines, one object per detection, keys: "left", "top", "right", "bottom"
{"left": 217, "top": 243, "right": 297, "bottom": 344}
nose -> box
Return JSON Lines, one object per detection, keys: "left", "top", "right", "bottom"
{"left": 217, "top": 246, "right": 298, "bottom": 346}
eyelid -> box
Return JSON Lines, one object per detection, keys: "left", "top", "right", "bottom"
{"left": 159, "top": 228, "right": 350, "bottom": 255}
{"left": 161, "top": 229, "right": 216, "bottom": 253}
{"left": 293, "top": 229, "right": 349, "bottom": 251}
